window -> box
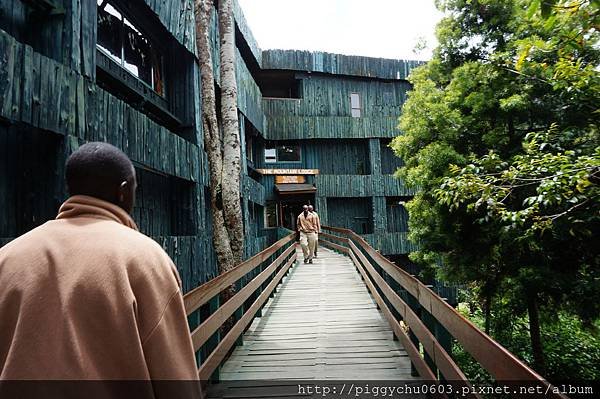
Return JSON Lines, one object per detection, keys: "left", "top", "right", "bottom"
{"left": 277, "top": 145, "right": 301, "bottom": 162}
{"left": 97, "top": 0, "right": 164, "bottom": 96}
{"left": 265, "top": 202, "right": 279, "bottom": 227}
{"left": 264, "top": 143, "right": 301, "bottom": 163}
{"left": 350, "top": 93, "right": 361, "bottom": 118}
{"left": 264, "top": 148, "right": 277, "bottom": 163}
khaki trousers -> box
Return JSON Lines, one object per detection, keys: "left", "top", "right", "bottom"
{"left": 299, "top": 232, "right": 317, "bottom": 260}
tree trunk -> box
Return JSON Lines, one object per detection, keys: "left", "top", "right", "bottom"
{"left": 195, "top": 0, "right": 235, "bottom": 273}
{"left": 526, "top": 291, "right": 546, "bottom": 375}
{"left": 218, "top": 0, "right": 245, "bottom": 264}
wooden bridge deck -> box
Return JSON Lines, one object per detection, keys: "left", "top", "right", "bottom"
{"left": 219, "top": 246, "right": 416, "bottom": 380}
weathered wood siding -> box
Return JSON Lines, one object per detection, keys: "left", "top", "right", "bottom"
{"left": 315, "top": 175, "right": 414, "bottom": 198}
{"left": 363, "top": 232, "right": 418, "bottom": 255}
{"left": 326, "top": 197, "right": 373, "bottom": 234}
{"left": 263, "top": 75, "right": 410, "bottom": 140}
{"left": 0, "top": 29, "right": 200, "bottom": 181}
{"left": 242, "top": 175, "right": 266, "bottom": 206}
{"left": 262, "top": 50, "right": 422, "bottom": 81}
{"left": 0, "top": 0, "right": 97, "bottom": 77}
{"left": 266, "top": 115, "right": 401, "bottom": 140}
{"left": 143, "top": 0, "right": 196, "bottom": 55}
{"left": 312, "top": 140, "right": 370, "bottom": 175}
{"left": 0, "top": 125, "right": 65, "bottom": 241}
{"left": 386, "top": 201, "right": 410, "bottom": 233}
{"left": 381, "top": 138, "right": 404, "bottom": 175}
{"left": 236, "top": 49, "right": 265, "bottom": 133}
{"left": 233, "top": 0, "right": 261, "bottom": 65}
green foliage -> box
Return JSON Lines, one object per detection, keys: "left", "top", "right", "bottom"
{"left": 455, "top": 288, "right": 600, "bottom": 381}
{"left": 393, "top": 0, "right": 600, "bottom": 378}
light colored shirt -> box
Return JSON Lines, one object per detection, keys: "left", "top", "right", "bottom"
{"left": 311, "top": 211, "right": 321, "bottom": 233}
{"left": 297, "top": 211, "right": 318, "bottom": 233}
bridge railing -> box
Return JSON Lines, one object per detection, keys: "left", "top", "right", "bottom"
{"left": 182, "top": 231, "right": 297, "bottom": 381}
{"left": 320, "top": 225, "right": 565, "bottom": 399}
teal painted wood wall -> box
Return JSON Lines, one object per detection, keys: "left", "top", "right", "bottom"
{"left": 381, "top": 138, "right": 404, "bottom": 175}
{"left": 326, "top": 197, "right": 373, "bottom": 234}
{"left": 143, "top": 0, "right": 197, "bottom": 54}
{"left": 0, "top": 125, "right": 64, "bottom": 240}
{"left": 262, "top": 49, "right": 422, "bottom": 81}
{"left": 315, "top": 175, "right": 414, "bottom": 198}
{"left": 263, "top": 75, "right": 410, "bottom": 140}
{"left": 233, "top": 0, "right": 261, "bottom": 65}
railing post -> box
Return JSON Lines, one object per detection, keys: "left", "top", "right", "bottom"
{"left": 235, "top": 279, "right": 244, "bottom": 347}
{"left": 404, "top": 287, "right": 421, "bottom": 378}
{"left": 420, "top": 304, "right": 438, "bottom": 379}
{"left": 188, "top": 310, "right": 202, "bottom": 367}
{"left": 203, "top": 295, "right": 220, "bottom": 383}
{"left": 436, "top": 298, "right": 453, "bottom": 366}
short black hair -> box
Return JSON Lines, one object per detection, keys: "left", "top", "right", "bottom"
{"left": 66, "top": 142, "right": 135, "bottom": 201}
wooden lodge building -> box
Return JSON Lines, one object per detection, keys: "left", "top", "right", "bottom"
{"left": 0, "top": 0, "right": 422, "bottom": 291}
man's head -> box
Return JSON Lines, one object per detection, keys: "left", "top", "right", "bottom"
{"left": 66, "top": 142, "right": 137, "bottom": 213}
{"left": 308, "top": 205, "right": 314, "bottom": 212}
{"left": 302, "top": 205, "right": 309, "bottom": 215}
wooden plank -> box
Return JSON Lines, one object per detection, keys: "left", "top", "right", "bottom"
{"left": 319, "top": 239, "right": 348, "bottom": 254}
{"left": 0, "top": 31, "right": 16, "bottom": 120}
{"left": 217, "top": 248, "right": 418, "bottom": 382}
{"left": 190, "top": 244, "right": 295, "bottom": 350}
{"left": 184, "top": 234, "right": 295, "bottom": 314}
{"left": 323, "top": 226, "right": 562, "bottom": 391}
{"left": 346, "top": 249, "right": 438, "bottom": 383}
{"left": 198, "top": 255, "right": 297, "bottom": 380}
{"left": 347, "top": 240, "right": 476, "bottom": 395}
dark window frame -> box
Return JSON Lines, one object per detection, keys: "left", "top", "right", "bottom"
{"left": 96, "top": 0, "right": 166, "bottom": 97}
{"left": 264, "top": 142, "right": 302, "bottom": 163}
{"left": 95, "top": 0, "right": 187, "bottom": 132}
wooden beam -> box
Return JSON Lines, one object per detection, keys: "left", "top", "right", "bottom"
{"left": 348, "top": 241, "right": 477, "bottom": 397}
{"left": 184, "top": 234, "right": 294, "bottom": 315}
{"left": 198, "top": 255, "right": 296, "bottom": 381}
{"left": 322, "top": 226, "right": 565, "bottom": 396}
{"left": 190, "top": 244, "right": 295, "bottom": 351}
{"left": 346, "top": 250, "right": 438, "bottom": 384}
{"left": 319, "top": 239, "right": 349, "bottom": 254}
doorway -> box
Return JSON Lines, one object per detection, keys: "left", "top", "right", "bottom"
{"left": 279, "top": 194, "right": 315, "bottom": 230}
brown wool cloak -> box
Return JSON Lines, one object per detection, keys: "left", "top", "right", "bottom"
{"left": 0, "top": 195, "right": 199, "bottom": 383}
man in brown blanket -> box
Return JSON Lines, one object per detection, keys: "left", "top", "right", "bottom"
{"left": 0, "top": 143, "right": 201, "bottom": 395}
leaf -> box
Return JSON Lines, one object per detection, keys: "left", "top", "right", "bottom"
{"left": 526, "top": 0, "right": 541, "bottom": 19}
{"left": 541, "top": 0, "right": 557, "bottom": 19}
{"left": 516, "top": 45, "right": 532, "bottom": 71}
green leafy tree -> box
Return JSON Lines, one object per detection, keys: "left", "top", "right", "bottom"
{"left": 392, "top": 0, "right": 599, "bottom": 375}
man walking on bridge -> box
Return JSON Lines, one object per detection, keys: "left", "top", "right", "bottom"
{"left": 308, "top": 205, "right": 321, "bottom": 258}
{"left": 0, "top": 143, "right": 201, "bottom": 396}
{"left": 297, "top": 204, "right": 318, "bottom": 264}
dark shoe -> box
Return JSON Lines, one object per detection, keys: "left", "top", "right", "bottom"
{"left": 304, "top": 259, "right": 308, "bottom": 264}
{"left": 308, "top": 259, "right": 313, "bottom": 264}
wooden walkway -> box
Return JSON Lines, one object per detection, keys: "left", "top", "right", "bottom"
{"left": 219, "top": 246, "right": 416, "bottom": 380}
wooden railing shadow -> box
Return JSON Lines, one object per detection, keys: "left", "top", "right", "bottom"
{"left": 319, "top": 225, "right": 567, "bottom": 399}
{"left": 183, "top": 230, "right": 297, "bottom": 383}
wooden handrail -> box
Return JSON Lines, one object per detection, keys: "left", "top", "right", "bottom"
{"left": 321, "top": 226, "right": 565, "bottom": 398}
{"left": 343, "top": 245, "right": 440, "bottom": 382}
{"left": 198, "top": 254, "right": 296, "bottom": 380}
{"left": 182, "top": 233, "right": 297, "bottom": 382}
{"left": 346, "top": 240, "right": 476, "bottom": 398}
{"left": 184, "top": 233, "right": 295, "bottom": 315}
{"left": 190, "top": 244, "right": 296, "bottom": 351}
